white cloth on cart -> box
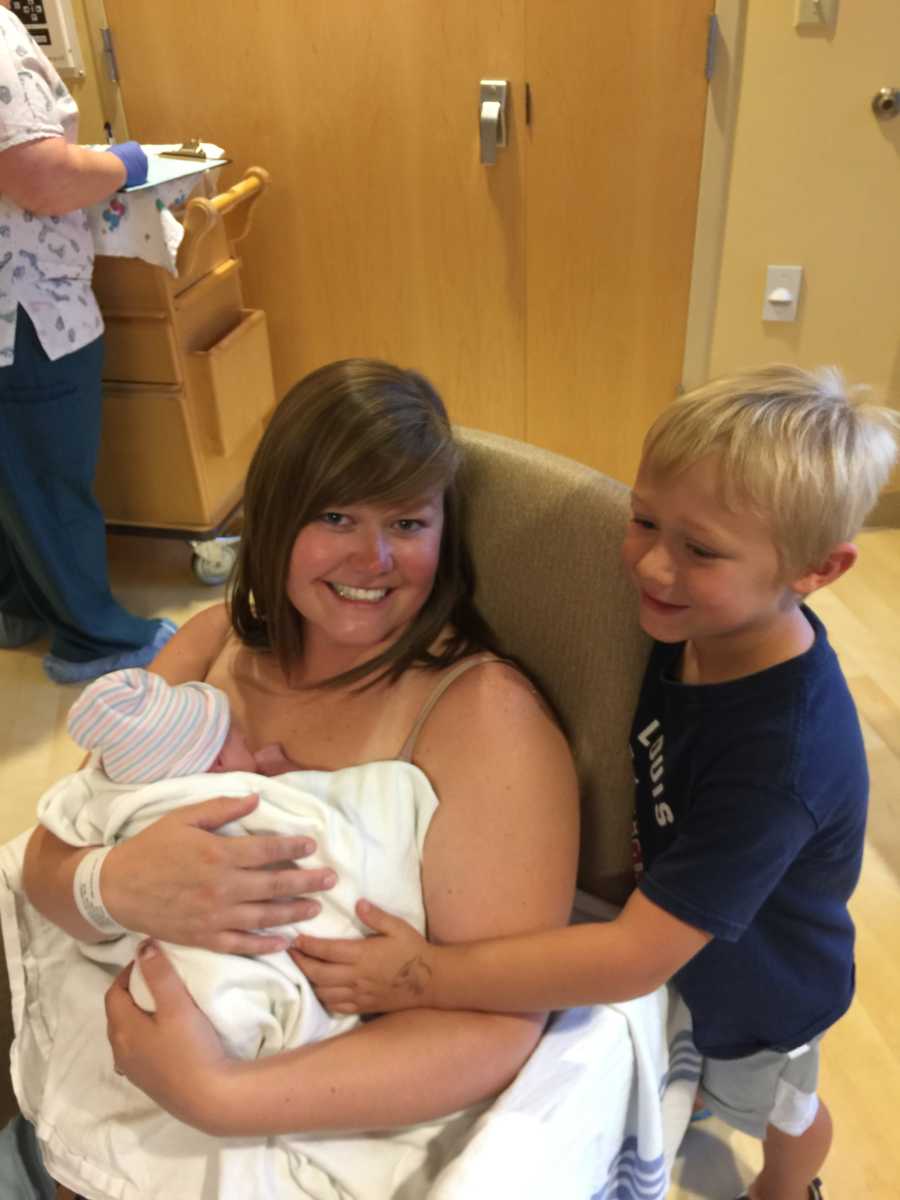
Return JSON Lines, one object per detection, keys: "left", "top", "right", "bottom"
{"left": 84, "top": 142, "right": 226, "bottom": 273}
{"left": 36, "top": 760, "right": 436, "bottom": 1058}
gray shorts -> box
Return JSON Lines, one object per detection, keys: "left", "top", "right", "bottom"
{"left": 700, "top": 1038, "right": 821, "bottom": 1139}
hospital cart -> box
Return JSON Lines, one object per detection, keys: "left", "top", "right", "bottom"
{"left": 91, "top": 166, "right": 275, "bottom": 584}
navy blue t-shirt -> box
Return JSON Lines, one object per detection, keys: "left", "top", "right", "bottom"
{"left": 630, "top": 607, "right": 867, "bottom": 1059}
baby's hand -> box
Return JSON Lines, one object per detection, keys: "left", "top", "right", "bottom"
{"left": 291, "top": 900, "right": 434, "bottom": 1014}
{"left": 253, "top": 742, "right": 301, "bottom": 776}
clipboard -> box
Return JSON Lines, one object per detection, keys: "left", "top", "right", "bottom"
{"left": 122, "top": 153, "right": 230, "bottom": 193}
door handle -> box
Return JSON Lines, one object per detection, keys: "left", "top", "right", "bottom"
{"left": 872, "top": 87, "right": 899, "bottom": 120}
{"left": 479, "top": 80, "right": 508, "bottom": 165}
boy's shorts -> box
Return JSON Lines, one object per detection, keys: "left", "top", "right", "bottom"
{"left": 699, "top": 1038, "right": 821, "bottom": 1139}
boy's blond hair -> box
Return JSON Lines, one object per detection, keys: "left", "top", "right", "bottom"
{"left": 640, "top": 364, "right": 899, "bottom": 573}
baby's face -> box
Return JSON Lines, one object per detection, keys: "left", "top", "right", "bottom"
{"left": 208, "top": 727, "right": 257, "bottom": 774}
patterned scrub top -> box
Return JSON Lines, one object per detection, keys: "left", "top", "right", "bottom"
{"left": 0, "top": 7, "right": 103, "bottom": 365}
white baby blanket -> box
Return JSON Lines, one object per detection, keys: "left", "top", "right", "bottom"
{"left": 37, "top": 760, "right": 437, "bottom": 1058}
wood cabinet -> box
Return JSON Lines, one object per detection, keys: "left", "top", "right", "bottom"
{"left": 92, "top": 169, "right": 275, "bottom": 533}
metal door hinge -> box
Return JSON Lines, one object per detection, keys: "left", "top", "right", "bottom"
{"left": 101, "top": 27, "right": 119, "bottom": 83}
{"left": 705, "top": 13, "right": 719, "bottom": 82}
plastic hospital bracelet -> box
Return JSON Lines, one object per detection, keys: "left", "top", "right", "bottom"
{"left": 73, "top": 846, "right": 126, "bottom": 938}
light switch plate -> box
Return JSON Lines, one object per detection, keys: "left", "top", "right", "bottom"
{"left": 762, "top": 265, "right": 803, "bottom": 322}
{"left": 794, "top": 0, "right": 838, "bottom": 30}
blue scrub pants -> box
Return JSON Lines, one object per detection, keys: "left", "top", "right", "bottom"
{"left": 0, "top": 307, "right": 159, "bottom": 663}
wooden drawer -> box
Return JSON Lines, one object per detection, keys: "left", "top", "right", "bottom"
{"left": 92, "top": 214, "right": 232, "bottom": 311}
{"left": 173, "top": 257, "right": 244, "bottom": 354}
{"left": 92, "top": 255, "right": 171, "bottom": 312}
{"left": 94, "top": 383, "right": 209, "bottom": 527}
{"left": 186, "top": 307, "right": 276, "bottom": 458}
{"left": 101, "top": 310, "right": 181, "bottom": 384}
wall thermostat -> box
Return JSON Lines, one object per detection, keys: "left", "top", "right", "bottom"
{"left": 11, "top": 0, "right": 85, "bottom": 78}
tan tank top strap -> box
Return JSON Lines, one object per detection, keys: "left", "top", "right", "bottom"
{"left": 396, "top": 652, "right": 505, "bottom": 762}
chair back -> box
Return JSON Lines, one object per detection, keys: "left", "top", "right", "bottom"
{"left": 458, "top": 428, "right": 649, "bottom": 904}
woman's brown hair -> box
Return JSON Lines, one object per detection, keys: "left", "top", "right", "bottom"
{"left": 229, "top": 358, "right": 499, "bottom": 687}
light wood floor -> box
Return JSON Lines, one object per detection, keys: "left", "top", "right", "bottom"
{"left": 1, "top": 528, "right": 898, "bottom": 1199}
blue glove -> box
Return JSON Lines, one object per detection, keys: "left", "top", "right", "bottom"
{"left": 105, "top": 140, "right": 149, "bottom": 189}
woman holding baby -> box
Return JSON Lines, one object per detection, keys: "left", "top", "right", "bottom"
{"left": 7, "top": 358, "right": 578, "bottom": 1199}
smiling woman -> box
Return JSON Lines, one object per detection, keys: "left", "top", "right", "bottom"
{"left": 229, "top": 359, "right": 493, "bottom": 689}
{"left": 286, "top": 492, "right": 445, "bottom": 661}
{"left": 14, "top": 357, "right": 580, "bottom": 1199}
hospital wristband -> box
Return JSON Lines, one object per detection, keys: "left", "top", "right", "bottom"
{"left": 73, "top": 846, "right": 126, "bottom": 938}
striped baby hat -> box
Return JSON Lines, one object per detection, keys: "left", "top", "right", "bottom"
{"left": 67, "top": 668, "right": 230, "bottom": 784}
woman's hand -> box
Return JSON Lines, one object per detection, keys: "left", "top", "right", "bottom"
{"left": 105, "top": 942, "right": 232, "bottom": 1131}
{"left": 102, "top": 793, "right": 337, "bottom": 954}
{"left": 292, "top": 900, "right": 436, "bottom": 1014}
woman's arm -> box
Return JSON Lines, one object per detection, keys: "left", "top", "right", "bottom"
{"left": 109, "top": 944, "right": 546, "bottom": 1135}
{"left": 106, "top": 663, "right": 582, "bottom": 1134}
{"left": 24, "top": 606, "right": 336, "bottom": 951}
{"left": 0, "top": 137, "right": 126, "bottom": 215}
{"left": 23, "top": 795, "right": 330, "bottom": 951}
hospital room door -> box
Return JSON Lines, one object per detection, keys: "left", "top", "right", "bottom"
{"left": 100, "top": 0, "right": 711, "bottom": 483}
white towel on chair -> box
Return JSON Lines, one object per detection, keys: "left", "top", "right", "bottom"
{"left": 431, "top": 990, "right": 698, "bottom": 1199}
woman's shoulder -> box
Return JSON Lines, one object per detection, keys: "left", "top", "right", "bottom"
{"left": 150, "top": 603, "right": 233, "bottom": 684}
{"left": 436, "top": 654, "right": 542, "bottom": 709}
{"left": 413, "top": 653, "right": 571, "bottom": 775}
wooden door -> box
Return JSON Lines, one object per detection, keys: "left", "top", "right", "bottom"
{"left": 102, "top": 0, "right": 527, "bottom": 436}
{"left": 525, "top": 1, "right": 712, "bottom": 484}
{"left": 101, "top": 2, "right": 710, "bottom": 477}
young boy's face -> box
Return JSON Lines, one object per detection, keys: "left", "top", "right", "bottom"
{"left": 622, "top": 455, "right": 798, "bottom": 650}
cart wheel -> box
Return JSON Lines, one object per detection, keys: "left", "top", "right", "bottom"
{"left": 190, "top": 540, "right": 238, "bottom": 586}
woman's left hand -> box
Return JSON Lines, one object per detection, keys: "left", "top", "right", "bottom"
{"left": 292, "top": 899, "right": 436, "bottom": 1014}
{"left": 105, "top": 941, "right": 232, "bottom": 1131}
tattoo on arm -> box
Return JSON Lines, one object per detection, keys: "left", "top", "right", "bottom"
{"left": 393, "top": 956, "right": 432, "bottom": 996}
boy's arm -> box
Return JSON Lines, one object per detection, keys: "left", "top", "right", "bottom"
{"left": 295, "top": 887, "right": 712, "bottom": 1014}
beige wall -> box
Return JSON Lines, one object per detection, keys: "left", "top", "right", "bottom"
{"left": 706, "top": 1, "right": 900, "bottom": 505}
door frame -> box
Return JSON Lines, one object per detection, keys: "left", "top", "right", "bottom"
{"left": 681, "top": 0, "right": 747, "bottom": 391}
{"left": 80, "top": 0, "right": 130, "bottom": 141}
